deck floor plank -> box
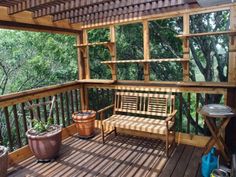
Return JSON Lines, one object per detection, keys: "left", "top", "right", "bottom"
{"left": 8, "top": 133, "right": 202, "bottom": 177}
{"left": 184, "top": 147, "right": 203, "bottom": 177}
{"left": 158, "top": 144, "right": 185, "bottom": 177}
{"left": 171, "top": 145, "right": 195, "bottom": 177}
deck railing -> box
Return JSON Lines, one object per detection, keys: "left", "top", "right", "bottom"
{"left": 0, "top": 80, "right": 231, "bottom": 152}
{"left": 0, "top": 81, "right": 82, "bottom": 151}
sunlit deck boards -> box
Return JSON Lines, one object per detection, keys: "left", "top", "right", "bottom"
{"left": 8, "top": 133, "right": 203, "bottom": 177}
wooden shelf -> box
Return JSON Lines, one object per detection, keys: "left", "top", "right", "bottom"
{"left": 75, "top": 42, "right": 115, "bottom": 47}
{"left": 116, "top": 80, "right": 236, "bottom": 88}
{"left": 177, "top": 31, "right": 236, "bottom": 38}
{"left": 76, "top": 79, "right": 116, "bottom": 84}
{"left": 101, "top": 58, "right": 189, "bottom": 64}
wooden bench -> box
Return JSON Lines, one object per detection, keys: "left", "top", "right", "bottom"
{"left": 100, "top": 91, "right": 177, "bottom": 156}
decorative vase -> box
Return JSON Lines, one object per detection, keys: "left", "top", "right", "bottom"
{"left": 72, "top": 110, "right": 96, "bottom": 139}
{"left": 26, "top": 125, "right": 62, "bottom": 162}
{"left": 0, "top": 146, "right": 8, "bottom": 177}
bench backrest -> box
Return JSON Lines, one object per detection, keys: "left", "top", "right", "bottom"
{"left": 114, "top": 91, "right": 175, "bottom": 117}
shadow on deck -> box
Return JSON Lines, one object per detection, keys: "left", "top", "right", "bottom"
{"left": 8, "top": 131, "right": 203, "bottom": 177}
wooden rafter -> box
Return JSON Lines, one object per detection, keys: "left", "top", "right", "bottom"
{"left": 0, "top": 0, "right": 200, "bottom": 25}
{"left": 33, "top": 0, "right": 112, "bottom": 18}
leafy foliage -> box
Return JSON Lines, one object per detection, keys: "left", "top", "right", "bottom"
{"left": 32, "top": 117, "right": 53, "bottom": 134}
{"left": 0, "top": 30, "right": 77, "bottom": 95}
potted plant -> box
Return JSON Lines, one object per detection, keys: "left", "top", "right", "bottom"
{"left": 0, "top": 124, "right": 8, "bottom": 177}
{"left": 72, "top": 110, "right": 96, "bottom": 139}
{"left": 25, "top": 97, "right": 62, "bottom": 162}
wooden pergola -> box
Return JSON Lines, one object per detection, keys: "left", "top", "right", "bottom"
{"left": 1, "top": 0, "right": 236, "bottom": 174}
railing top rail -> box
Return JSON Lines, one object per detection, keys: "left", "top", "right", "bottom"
{"left": 0, "top": 81, "right": 82, "bottom": 108}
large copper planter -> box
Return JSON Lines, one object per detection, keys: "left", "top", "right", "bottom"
{"left": 26, "top": 125, "right": 62, "bottom": 161}
{"left": 72, "top": 110, "right": 96, "bottom": 138}
{"left": 0, "top": 146, "right": 8, "bottom": 177}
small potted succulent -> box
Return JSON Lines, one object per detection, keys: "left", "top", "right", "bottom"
{"left": 25, "top": 97, "right": 62, "bottom": 162}
{"left": 0, "top": 124, "right": 8, "bottom": 177}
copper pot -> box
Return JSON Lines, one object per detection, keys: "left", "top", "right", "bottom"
{"left": 0, "top": 146, "right": 8, "bottom": 177}
{"left": 26, "top": 125, "right": 62, "bottom": 161}
{"left": 72, "top": 110, "right": 96, "bottom": 138}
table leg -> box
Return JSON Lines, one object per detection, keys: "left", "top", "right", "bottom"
{"left": 204, "top": 118, "right": 230, "bottom": 162}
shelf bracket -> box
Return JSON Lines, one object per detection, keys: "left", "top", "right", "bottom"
{"left": 78, "top": 46, "right": 88, "bottom": 58}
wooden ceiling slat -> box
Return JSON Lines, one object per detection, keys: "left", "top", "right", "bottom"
{"left": 33, "top": 0, "right": 112, "bottom": 18}
{"left": 67, "top": 0, "right": 190, "bottom": 24}
{"left": 7, "top": 0, "right": 69, "bottom": 15}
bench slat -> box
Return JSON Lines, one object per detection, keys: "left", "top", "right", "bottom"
{"left": 103, "top": 115, "right": 174, "bottom": 134}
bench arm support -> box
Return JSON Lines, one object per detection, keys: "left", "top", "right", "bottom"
{"left": 165, "top": 110, "right": 177, "bottom": 123}
{"left": 97, "top": 104, "right": 114, "bottom": 121}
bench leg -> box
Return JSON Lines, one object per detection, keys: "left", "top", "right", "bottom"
{"left": 114, "top": 127, "right": 117, "bottom": 136}
{"left": 101, "top": 124, "right": 105, "bottom": 144}
{"left": 166, "top": 130, "right": 169, "bottom": 157}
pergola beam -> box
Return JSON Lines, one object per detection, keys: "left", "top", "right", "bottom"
{"left": 0, "top": 20, "right": 81, "bottom": 34}
{"left": 0, "top": 6, "right": 81, "bottom": 33}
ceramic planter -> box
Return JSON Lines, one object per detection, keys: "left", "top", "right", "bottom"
{"left": 26, "top": 125, "right": 62, "bottom": 161}
{"left": 0, "top": 146, "right": 8, "bottom": 177}
{"left": 72, "top": 110, "right": 96, "bottom": 138}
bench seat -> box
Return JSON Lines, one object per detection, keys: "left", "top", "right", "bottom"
{"left": 103, "top": 114, "right": 174, "bottom": 134}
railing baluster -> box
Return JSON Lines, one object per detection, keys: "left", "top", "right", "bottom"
{"left": 13, "top": 105, "right": 22, "bottom": 148}
{"left": 36, "top": 99, "right": 41, "bottom": 120}
{"left": 29, "top": 101, "right": 34, "bottom": 120}
{"left": 96, "top": 88, "right": 99, "bottom": 110}
{"left": 49, "top": 96, "right": 54, "bottom": 122}
{"left": 179, "top": 93, "right": 183, "bottom": 132}
{"left": 42, "top": 97, "right": 47, "bottom": 121}
{"left": 60, "top": 93, "right": 66, "bottom": 127}
{"left": 195, "top": 93, "right": 199, "bottom": 135}
{"left": 4, "top": 107, "right": 13, "bottom": 151}
{"left": 21, "top": 103, "right": 28, "bottom": 133}
{"left": 55, "top": 95, "right": 60, "bottom": 125}
{"left": 75, "top": 89, "right": 79, "bottom": 112}
{"left": 187, "top": 93, "right": 191, "bottom": 134}
{"left": 70, "top": 90, "right": 74, "bottom": 114}
{"left": 65, "top": 92, "right": 70, "bottom": 125}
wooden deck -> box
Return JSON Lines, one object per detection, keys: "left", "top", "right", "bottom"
{"left": 8, "top": 132, "right": 203, "bottom": 177}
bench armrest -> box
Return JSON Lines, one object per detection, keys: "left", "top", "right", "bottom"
{"left": 97, "top": 104, "right": 114, "bottom": 121}
{"left": 165, "top": 110, "right": 177, "bottom": 122}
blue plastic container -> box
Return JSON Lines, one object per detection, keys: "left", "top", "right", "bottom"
{"left": 202, "top": 148, "right": 218, "bottom": 177}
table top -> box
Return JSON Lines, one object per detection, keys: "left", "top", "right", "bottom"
{"left": 198, "top": 104, "right": 236, "bottom": 118}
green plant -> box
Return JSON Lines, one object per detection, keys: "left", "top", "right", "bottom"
{"left": 27, "top": 96, "right": 56, "bottom": 134}
{"left": 32, "top": 117, "right": 53, "bottom": 133}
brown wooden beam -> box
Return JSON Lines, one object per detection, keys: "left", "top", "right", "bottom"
{"left": 0, "top": 20, "right": 81, "bottom": 34}
{"left": 0, "top": 6, "right": 81, "bottom": 31}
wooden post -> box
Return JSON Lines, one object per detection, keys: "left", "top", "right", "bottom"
{"left": 225, "top": 88, "right": 236, "bottom": 153}
{"left": 76, "top": 32, "right": 85, "bottom": 80}
{"left": 226, "top": 6, "right": 236, "bottom": 154}
{"left": 80, "top": 85, "right": 89, "bottom": 110}
{"left": 228, "top": 6, "right": 236, "bottom": 83}
{"left": 76, "top": 31, "right": 89, "bottom": 110}
{"left": 83, "top": 30, "right": 90, "bottom": 80}
{"left": 109, "top": 25, "right": 117, "bottom": 80}
{"left": 182, "top": 14, "right": 190, "bottom": 81}
{"left": 143, "top": 20, "right": 150, "bottom": 82}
